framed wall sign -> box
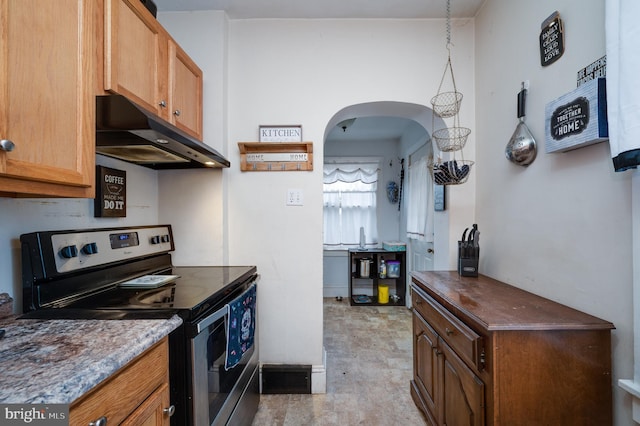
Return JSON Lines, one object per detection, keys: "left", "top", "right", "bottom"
{"left": 577, "top": 56, "right": 606, "bottom": 86}
{"left": 259, "top": 125, "right": 303, "bottom": 142}
{"left": 95, "top": 166, "right": 126, "bottom": 217}
{"left": 237, "top": 142, "right": 313, "bottom": 171}
{"left": 539, "top": 11, "right": 565, "bottom": 67}
{"left": 544, "top": 78, "right": 608, "bottom": 153}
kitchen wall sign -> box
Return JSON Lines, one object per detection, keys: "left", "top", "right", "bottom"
{"left": 544, "top": 78, "right": 608, "bottom": 153}
{"left": 94, "top": 166, "right": 126, "bottom": 217}
{"left": 259, "top": 125, "right": 302, "bottom": 142}
{"left": 539, "top": 11, "right": 564, "bottom": 67}
{"left": 237, "top": 142, "right": 313, "bottom": 171}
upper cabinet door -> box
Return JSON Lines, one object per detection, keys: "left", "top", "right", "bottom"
{"left": 169, "top": 40, "right": 203, "bottom": 140}
{"left": 104, "top": 0, "right": 168, "bottom": 117}
{"left": 0, "top": 0, "right": 95, "bottom": 197}
{"left": 104, "top": 0, "right": 204, "bottom": 140}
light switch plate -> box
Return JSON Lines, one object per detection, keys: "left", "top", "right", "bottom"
{"left": 286, "top": 189, "right": 303, "bottom": 206}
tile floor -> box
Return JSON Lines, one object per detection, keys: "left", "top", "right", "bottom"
{"left": 251, "top": 298, "right": 427, "bottom": 425}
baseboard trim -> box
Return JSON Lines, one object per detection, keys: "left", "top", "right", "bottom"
{"left": 311, "top": 347, "right": 327, "bottom": 394}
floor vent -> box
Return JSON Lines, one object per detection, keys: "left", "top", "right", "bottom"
{"left": 261, "top": 364, "right": 311, "bottom": 394}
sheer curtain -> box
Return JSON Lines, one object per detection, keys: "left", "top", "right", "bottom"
{"left": 323, "top": 163, "right": 378, "bottom": 248}
{"left": 406, "top": 156, "right": 434, "bottom": 242}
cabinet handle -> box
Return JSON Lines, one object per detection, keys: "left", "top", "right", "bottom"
{"left": 0, "top": 139, "right": 15, "bottom": 152}
{"left": 89, "top": 416, "right": 107, "bottom": 426}
{"left": 159, "top": 100, "right": 167, "bottom": 108}
{"left": 427, "top": 248, "right": 434, "bottom": 253}
{"left": 435, "top": 349, "right": 443, "bottom": 356}
{"left": 445, "top": 327, "right": 454, "bottom": 336}
{"left": 173, "top": 109, "right": 181, "bottom": 117}
{"left": 164, "top": 405, "right": 176, "bottom": 417}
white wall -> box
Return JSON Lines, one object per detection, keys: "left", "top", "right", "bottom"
{"left": 224, "top": 18, "right": 475, "bottom": 382}
{"left": 0, "top": 156, "right": 160, "bottom": 311}
{"left": 475, "top": 1, "right": 632, "bottom": 424}
{"left": 157, "top": 11, "right": 229, "bottom": 266}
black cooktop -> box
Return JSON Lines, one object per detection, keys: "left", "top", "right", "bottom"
{"left": 21, "top": 266, "right": 256, "bottom": 321}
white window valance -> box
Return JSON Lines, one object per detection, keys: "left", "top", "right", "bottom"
{"left": 323, "top": 163, "right": 379, "bottom": 184}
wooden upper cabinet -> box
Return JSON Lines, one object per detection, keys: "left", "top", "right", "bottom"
{"left": 0, "top": 0, "right": 95, "bottom": 197}
{"left": 169, "top": 40, "right": 203, "bottom": 139}
{"left": 104, "top": 0, "right": 166, "bottom": 115}
{"left": 104, "top": 0, "right": 203, "bottom": 140}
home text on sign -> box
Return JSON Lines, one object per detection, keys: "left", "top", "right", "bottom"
{"left": 246, "top": 153, "right": 308, "bottom": 162}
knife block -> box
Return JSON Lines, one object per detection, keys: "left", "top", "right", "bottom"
{"left": 458, "top": 245, "right": 479, "bottom": 277}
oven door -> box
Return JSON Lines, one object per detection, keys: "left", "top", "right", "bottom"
{"left": 190, "top": 303, "right": 259, "bottom": 426}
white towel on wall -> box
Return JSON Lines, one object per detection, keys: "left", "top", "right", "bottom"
{"left": 606, "top": 0, "right": 640, "bottom": 171}
{"left": 406, "top": 157, "right": 433, "bottom": 242}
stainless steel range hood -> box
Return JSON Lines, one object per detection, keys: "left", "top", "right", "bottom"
{"left": 96, "top": 95, "right": 230, "bottom": 169}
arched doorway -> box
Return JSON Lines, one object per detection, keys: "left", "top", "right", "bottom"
{"left": 322, "top": 101, "right": 447, "bottom": 302}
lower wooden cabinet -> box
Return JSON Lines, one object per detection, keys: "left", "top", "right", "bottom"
{"left": 412, "top": 303, "right": 484, "bottom": 426}
{"left": 411, "top": 271, "right": 614, "bottom": 426}
{"left": 69, "top": 337, "right": 174, "bottom": 426}
{"left": 440, "top": 338, "right": 484, "bottom": 426}
{"left": 121, "top": 383, "right": 171, "bottom": 426}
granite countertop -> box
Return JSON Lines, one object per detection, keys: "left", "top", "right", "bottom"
{"left": 0, "top": 315, "right": 182, "bottom": 404}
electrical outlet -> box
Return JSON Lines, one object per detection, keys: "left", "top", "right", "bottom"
{"left": 286, "top": 189, "right": 304, "bottom": 206}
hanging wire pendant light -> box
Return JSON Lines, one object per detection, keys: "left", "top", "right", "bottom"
{"left": 429, "top": 0, "right": 473, "bottom": 185}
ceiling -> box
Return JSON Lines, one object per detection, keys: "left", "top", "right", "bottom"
{"left": 154, "top": 0, "right": 486, "bottom": 20}
{"left": 326, "top": 117, "right": 418, "bottom": 143}
{"left": 153, "top": 0, "right": 485, "bottom": 143}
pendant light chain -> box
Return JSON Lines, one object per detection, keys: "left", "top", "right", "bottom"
{"left": 446, "top": 0, "right": 451, "bottom": 48}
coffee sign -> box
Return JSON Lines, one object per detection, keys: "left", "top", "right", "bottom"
{"left": 540, "top": 11, "right": 564, "bottom": 67}
{"left": 95, "top": 166, "right": 126, "bottom": 217}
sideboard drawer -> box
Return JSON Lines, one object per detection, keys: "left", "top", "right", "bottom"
{"left": 412, "top": 285, "right": 483, "bottom": 370}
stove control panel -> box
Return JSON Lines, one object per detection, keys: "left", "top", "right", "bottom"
{"left": 49, "top": 225, "right": 174, "bottom": 274}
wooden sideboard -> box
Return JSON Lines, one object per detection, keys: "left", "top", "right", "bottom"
{"left": 410, "top": 271, "right": 614, "bottom": 426}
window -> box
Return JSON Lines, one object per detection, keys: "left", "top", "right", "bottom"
{"left": 323, "top": 162, "right": 379, "bottom": 249}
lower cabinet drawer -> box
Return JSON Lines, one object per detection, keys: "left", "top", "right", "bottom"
{"left": 412, "top": 285, "right": 483, "bottom": 370}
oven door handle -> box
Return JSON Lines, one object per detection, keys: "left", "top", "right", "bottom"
{"left": 196, "top": 305, "right": 227, "bottom": 334}
{"left": 195, "top": 274, "right": 260, "bottom": 334}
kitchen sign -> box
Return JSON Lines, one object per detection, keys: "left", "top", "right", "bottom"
{"left": 95, "top": 166, "right": 126, "bottom": 217}
{"left": 539, "top": 11, "right": 564, "bottom": 67}
{"left": 259, "top": 125, "right": 302, "bottom": 142}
